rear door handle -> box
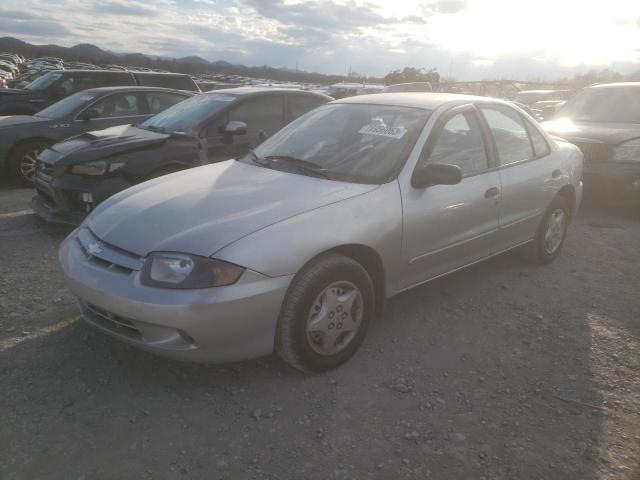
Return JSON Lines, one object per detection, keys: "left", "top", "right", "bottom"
{"left": 484, "top": 186, "right": 500, "bottom": 198}
{"left": 552, "top": 169, "right": 562, "bottom": 178}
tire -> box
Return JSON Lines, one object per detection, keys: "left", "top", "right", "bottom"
{"left": 522, "top": 195, "right": 570, "bottom": 264}
{"left": 275, "top": 254, "right": 375, "bottom": 374}
{"left": 9, "top": 140, "right": 50, "bottom": 186}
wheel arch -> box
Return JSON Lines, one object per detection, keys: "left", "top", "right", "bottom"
{"left": 315, "top": 244, "right": 386, "bottom": 315}
{"left": 6, "top": 137, "right": 55, "bottom": 172}
{"left": 557, "top": 184, "right": 576, "bottom": 220}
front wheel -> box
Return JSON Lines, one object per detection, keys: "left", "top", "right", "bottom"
{"left": 275, "top": 254, "right": 375, "bottom": 373}
{"left": 9, "top": 141, "right": 50, "bottom": 186}
{"left": 523, "top": 196, "right": 570, "bottom": 264}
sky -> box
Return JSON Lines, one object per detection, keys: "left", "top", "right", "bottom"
{"left": 1, "top": 0, "right": 640, "bottom": 80}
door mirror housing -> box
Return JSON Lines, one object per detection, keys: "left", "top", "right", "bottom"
{"left": 412, "top": 162, "right": 463, "bottom": 188}
{"left": 223, "top": 120, "right": 247, "bottom": 136}
{"left": 79, "top": 108, "right": 100, "bottom": 122}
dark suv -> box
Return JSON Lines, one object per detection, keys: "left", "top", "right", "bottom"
{"left": 0, "top": 70, "right": 200, "bottom": 115}
{"left": 542, "top": 82, "right": 640, "bottom": 202}
{"left": 32, "top": 87, "right": 332, "bottom": 224}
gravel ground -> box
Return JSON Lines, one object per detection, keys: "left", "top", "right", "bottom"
{"left": 1, "top": 185, "right": 639, "bottom": 480}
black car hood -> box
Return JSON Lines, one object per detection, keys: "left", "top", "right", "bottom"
{"left": 0, "top": 88, "right": 28, "bottom": 97}
{"left": 0, "top": 115, "right": 50, "bottom": 128}
{"left": 542, "top": 118, "right": 640, "bottom": 146}
{"left": 42, "top": 124, "right": 171, "bottom": 166}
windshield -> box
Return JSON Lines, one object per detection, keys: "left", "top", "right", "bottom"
{"left": 140, "top": 93, "right": 236, "bottom": 132}
{"left": 23, "top": 71, "right": 63, "bottom": 92}
{"left": 35, "top": 91, "right": 98, "bottom": 119}
{"left": 245, "top": 103, "right": 430, "bottom": 184}
{"left": 558, "top": 87, "right": 640, "bottom": 123}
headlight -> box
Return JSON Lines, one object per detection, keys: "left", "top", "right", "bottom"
{"left": 141, "top": 253, "right": 244, "bottom": 289}
{"left": 612, "top": 139, "right": 640, "bottom": 162}
{"left": 71, "top": 160, "right": 125, "bottom": 176}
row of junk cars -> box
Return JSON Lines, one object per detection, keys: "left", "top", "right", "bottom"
{"left": 1, "top": 51, "right": 639, "bottom": 372}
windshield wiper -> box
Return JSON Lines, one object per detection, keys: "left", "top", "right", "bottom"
{"left": 263, "top": 155, "right": 329, "bottom": 178}
{"left": 142, "top": 125, "right": 167, "bottom": 133}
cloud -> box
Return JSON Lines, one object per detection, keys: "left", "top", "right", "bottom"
{"left": 89, "top": 0, "right": 160, "bottom": 17}
{"left": 0, "top": 9, "right": 71, "bottom": 37}
{"left": 423, "top": 0, "right": 468, "bottom": 14}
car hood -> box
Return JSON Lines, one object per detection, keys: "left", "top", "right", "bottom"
{"left": 0, "top": 88, "right": 27, "bottom": 97}
{"left": 542, "top": 118, "right": 640, "bottom": 145}
{"left": 0, "top": 115, "right": 50, "bottom": 128}
{"left": 45, "top": 124, "right": 170, "bottom": 165}
{"left": 88, "top": 160, "right": 378, "bottom": 258}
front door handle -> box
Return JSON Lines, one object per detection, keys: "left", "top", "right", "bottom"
{"left": 552, "top": 169, "right": 562, "bottom": 178}
{"left": 484, "top": 186, "right": 500, "bottom": 198}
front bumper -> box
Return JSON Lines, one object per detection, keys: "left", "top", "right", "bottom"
{"left": 582, "top": 161, "right": 640, "bottom": 201}
{"left": 32, "top": 169, "right": 132, "bottom": 225}
{"left": 58, "top": 230, "right": 293, "bottom": 363}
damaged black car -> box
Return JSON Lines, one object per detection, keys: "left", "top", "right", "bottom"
{"left": 32, "top": 87, "right": 332, "bottom": 224}
{"left": 542, "top": 82, "right": 640, "bottom": 202}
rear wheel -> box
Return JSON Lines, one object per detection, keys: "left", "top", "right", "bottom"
{"left": 9, "top": 140, "right": 50, "bottom": 186}
{"left": 522, "top": 196, "right": 570, "bottom": 264}
{"left": 275, "top": 254, "right": 375, "bottom": 373}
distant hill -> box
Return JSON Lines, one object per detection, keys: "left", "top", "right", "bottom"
{"left": 0, "top": 36, "right": 365, "bottom": 84}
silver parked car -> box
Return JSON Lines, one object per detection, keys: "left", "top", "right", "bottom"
{"left": 59, "top": 93, "right": 584, "bottom": 373}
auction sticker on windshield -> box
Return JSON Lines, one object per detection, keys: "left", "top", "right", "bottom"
{"left": 358, "top": 124, "right": 407, "bottom": 139}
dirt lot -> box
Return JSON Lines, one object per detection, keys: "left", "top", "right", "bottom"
{"left": 1, "top": 184, "right": 639, "bottom": 480}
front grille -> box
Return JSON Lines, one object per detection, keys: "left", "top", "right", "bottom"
{"left": 75, "top": 227, "right": 143, "bottom": 273}
{"left": 82, "top": 302, "right": 142, "bottom": 340}
{"left": 571, "top": 142, "right": 612, "bottom": 163}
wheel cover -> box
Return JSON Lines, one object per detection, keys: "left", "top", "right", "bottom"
{"left": 20, "top": 148, "right": 44, "bottom": 180}
{"left": 543, "top": 208, "right": 566, "bottom": 255}
{"left": 305, "top": 280, "right": 364, "bottom": 356}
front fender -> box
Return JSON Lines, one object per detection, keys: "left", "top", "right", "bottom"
{"left": 213, "top": 181, "right": 404, "bottom": 296}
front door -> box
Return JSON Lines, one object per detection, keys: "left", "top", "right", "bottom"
{"left": 400, "top": 106, "right": 501, "bottom": 290}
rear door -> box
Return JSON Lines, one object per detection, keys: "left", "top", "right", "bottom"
{"left": 75, "top": 92, "right": 148, "bottom": 131}
{"left": 478, "top": 103, "right": 560, "bottom": 251}
{"left": 400, "top": 104, "right": 502, "bottom": 289}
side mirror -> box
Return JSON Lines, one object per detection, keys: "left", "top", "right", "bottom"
{"left": 412, "top": 162, "right": 463, "bottom": 188}
{"left": 223, "top": 120, "right": 247, "bottom": 136}
{"left": 79, "top": 108, "right": 100, "bottom": 122}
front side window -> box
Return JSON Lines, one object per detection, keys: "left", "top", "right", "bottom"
{"left": 424, "top": 111, "right": 488, "bottom": 175}
{"left": 480, "top": 105, "right": 534, "bottom": 165}
{"left": 558, "top": 87, "right": 640, "bottom": 123}
{"left": 87, "top": 93, "right": 142, "bottom": 118}
{"left": 286, "top": 95, "right": 325, "bottom": 123}
{"left": 246, "top": 103, "right": 430, "bottom": 184}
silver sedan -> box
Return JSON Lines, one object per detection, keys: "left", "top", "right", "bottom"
{"left": 59, "top": 93, "right": 584, "bottom": 373}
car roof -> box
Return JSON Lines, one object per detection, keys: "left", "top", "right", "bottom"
{"left": 331, "top": 92, "right": 505, "bottom": 110}
{"left": 76, "top": 86, "right": 195, "bottom": 95}
{"left": 201, "top": 86, "right": 331, "bottom": 97}
{"left": 590, "top": 82, "right": 640, "bottom": 89}
{"left": 515, "top": 90, "right": 554, "bottom": 94}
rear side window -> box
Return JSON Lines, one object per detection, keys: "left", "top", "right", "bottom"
{"left": 145, "top": 91, "right": 188, "bottom": 114}
{"left": 228, "top": 95, "right": 284, "bottom": 137}
{"left": 98, "top": 72, "right": 136, "bottom": 87}
{"left": 426, "top": 111, "right": 488, "bottom": 175}
{"left": 480, "top": 105, "right": 534, "bottom": 165}
{"left": 285, "top": 95, "right": 326, "bottom": 122}
{"left": 85, "top": 93, "right": 142, "bottom": 118}
{"left": 135, "top": 73, "right": 198, "bottom": 91}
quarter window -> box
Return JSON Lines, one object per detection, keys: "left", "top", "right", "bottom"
{"left": 480, "top": 105, "right": 534, "bottom": 165}
{"left": 425, "top": 111, "right": 489, "bottom": 175}
{"left": 524, "top": 119, "right": 551, "bottom": 157}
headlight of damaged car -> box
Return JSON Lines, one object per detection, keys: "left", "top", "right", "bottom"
{"left": 71, "top": 160, "right": 126, "bottom": 176}
{"left": 612, "top": 139, "right": 640, "bottom": 162}
{"left": 141, "top": 253, "right": 244, "bottom": 289}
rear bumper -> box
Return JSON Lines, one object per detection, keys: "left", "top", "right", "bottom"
{"left": 583, "top": 162, "right": 640, "bottom": 201}
{"left": 58, "top": 232, "right": 293, "bottom": 363}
